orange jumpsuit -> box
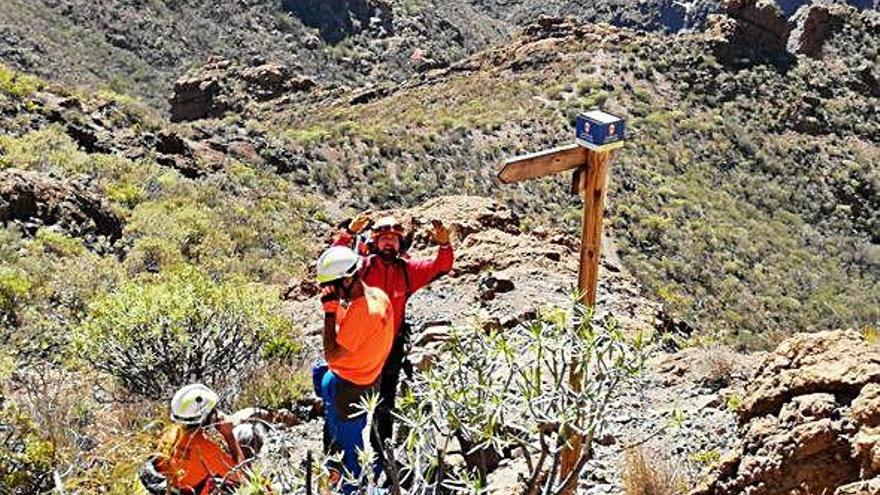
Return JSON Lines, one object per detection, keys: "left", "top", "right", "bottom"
{"left": 157, "top": 427, "right": 241, "bottom": 494}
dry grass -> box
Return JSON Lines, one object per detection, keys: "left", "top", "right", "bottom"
{"left": 622, "top": 445, "right": 685, "bottom": 495}
{"left": 694, "top": 345, "right": 740, "bottom": 389}
{"left": 65, "top": 396, "right": 164, "bottom": 494}
{"left": 11, "top": 365, "right": 94, "bottom": 464}
{"left": 6, "top": 365, "right": 163, "bottom": 493}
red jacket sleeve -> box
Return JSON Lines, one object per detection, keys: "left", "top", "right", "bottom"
{"left": 405, "top": 244, "right": 454, "bottom": 293}
{"left": 332, "top": 230, "right": 354, "bottom": 248}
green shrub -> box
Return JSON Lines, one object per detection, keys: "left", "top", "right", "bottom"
{"left": 73, "top": 266, "right": 294, "bottom": 398}
{"left": 0, "top": 64, "right": 43, "bottom": 98}
{"left": 395, "top": 303, "right": 648, "bottom": 489}
{"left": 1, "top": 227, "right": 124, "bottom": 357}
{"left": 232, "top": 331, "right": 310, "bottom": 410}
{"left": 0, "top": 126, "right": 89, "bottom": 173}
{"left": 34, "top": 228, "right": 86, "bottom": 257}
{"left": 124, "top": 236, "right": 185, "bottom": 275}
{"left": 0, "top": 401, "right": 55, "bottom": 494}
{"left": 122, "top": 164, "right": 315, "bottom": 283}
{"left": 233, "top": 363, "right": 312, "bottom": 411}
{"left": 0, "top": 267, "right": 31, "bottom": 325}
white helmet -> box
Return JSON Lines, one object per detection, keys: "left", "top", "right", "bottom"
{"left": 170, "top": 384, "right": 219, "bottom": 426}
{"left": 316, "top": 246, "right": 361, "bottom": 284}
{"left": 371, "top": 215, "right": 404, "bottom": 239}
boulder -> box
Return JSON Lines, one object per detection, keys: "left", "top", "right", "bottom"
{"left": 0, "top": 168, "right": 123, "bottom": 242}
{"left": 170, "top": 58, "right": 315, "bottom": 120}
{"left": 240, "top": 62, "right": 290, "bottom": 89}
{"left": 169, "top": 57, "right": 237, "bottom": 122}
{"left": 691, "top": 330, "right": 880, "bottom": 495}
{"left": 239, "top": 62, "right": 315, "bottom": 99}
{"left": 454, "top": 229, "right": 568, "bottom": 275}
{"left": 708, "top": 0, "right": 793, "bottom": 62}
{"left": 407, "top": 195, "right": 520, "bottom": 244}
{"left": 738, "top": 330, "right": 880, "bottom": 422}
{"left": 788, "top": 5, "right": 833, "bottom": 58}
{"left": 288, "top": 75, "right": 317, "bottom": 92}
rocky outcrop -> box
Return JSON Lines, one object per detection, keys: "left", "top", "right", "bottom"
{"left": 169, "top": 57, "right": 238, "bottom": 122}
{"left": 169, "top": 57, "right": 316, "bottom": 122}
{"left": 707, "top": 0, "right": 793, "bottom": 62}
{"left": 240, "top": 62, "right": 316, "bottom": 101}
{"left": 786, "top": 4, "right": 855, "bottom": 58}
{"left": 407, "top": 195, "right": 520, "bottom": 242}
{"left": 692, "top": 330, "right": 880, "bottom": 495}
{"left": 788, "top": 5, "right": 833, "bottom": 58}
{"left": 0, "top": 168, "right": 123, "bottom": 242}
{"left": 287, "top": 194, "right": 659, "bottom": 337}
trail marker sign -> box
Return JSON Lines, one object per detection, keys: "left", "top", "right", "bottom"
{"left": 575, "top": 110, "right": 626, "bottom": 151}
{"left": 498, "top": 109, "right": 625, "bottom": 494}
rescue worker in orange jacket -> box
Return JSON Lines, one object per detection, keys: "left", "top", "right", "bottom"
{"left": 332, "top": 214, "right": 453, "bottom": 446}
{"left": 315, "top": 245, "right": 394, "bottom": 492}
{"left": 141, "top": 384, "right": 246, "bottom": 495}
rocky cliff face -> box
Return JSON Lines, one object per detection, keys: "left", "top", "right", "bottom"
{"left": 0, "top": 168, "right": 123, "bottom": 244}
{"left": 693, "top": 330, "right": 880, "bottom": 495}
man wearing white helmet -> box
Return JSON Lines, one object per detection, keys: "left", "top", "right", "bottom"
{"left": 315, "top": 245, "right": 394, "bottom": 491}
{"left": 332, "top": 213, "right": 453, "bottom": 448}
{"left": 145, "top": 384, "right": 245, "bottom": 495}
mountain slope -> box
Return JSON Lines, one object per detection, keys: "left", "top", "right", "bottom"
{"left": 3, "top": 0, "right": 877, "bottom": 113}
{"left": 2, "top": 3, "right": 876, "bottom": 346}
{"left": 0, "top": 3, "right": 878, "bottom": 492}
{"left": 240, "top": 8, "right": 878, "bottom": 347}
{"left": 0, "top": 0, "right": 509, "bottom": 111}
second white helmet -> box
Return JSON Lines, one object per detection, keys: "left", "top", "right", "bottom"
{"left": 316, "top": 246, "right": 361, "bottom": 284}
{"left": 170, "top": 383, "right": 218, "bottom": 426}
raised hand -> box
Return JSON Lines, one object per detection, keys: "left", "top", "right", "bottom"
{"left": 347, "top": 211, "right": 372, "bottom": 234}
{"left": 430, "top": 219, "right": 450, "bottom": 245}
{"left": 321, "top": 285, "right": 340, "bottom": 314}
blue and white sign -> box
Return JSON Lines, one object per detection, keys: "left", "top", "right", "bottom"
{"left": 575, "top": 110, "right": 625, "bottom": 151}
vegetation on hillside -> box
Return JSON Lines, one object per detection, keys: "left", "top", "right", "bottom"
{"left": 0, "top": 5, "right": 877, "bottom": 492}
{"left": 0, "top": 0, "right": 508, "bottom": 111}
{"left": 0, "top": 67, "right": 322, "bottom": 491}
{"left": 256, "top": 17, "right": 878, "bottom": 348}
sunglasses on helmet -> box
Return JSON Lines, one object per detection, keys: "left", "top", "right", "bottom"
{"left": 374, "top": 223, "right": 404, "bottom": 234}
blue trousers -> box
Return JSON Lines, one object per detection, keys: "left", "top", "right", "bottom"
{"left": 320, "top": 370, "right": 381, "bottom": 491}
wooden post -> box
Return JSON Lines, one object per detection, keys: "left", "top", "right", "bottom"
{"left": 497, "top": 110, "right": 624, "bottom": 495}
{"left": 560, "top": 150, "right": 611, "bottom": 487}
{"left": 577, "top": 150, "right": 611, "bottom": 306}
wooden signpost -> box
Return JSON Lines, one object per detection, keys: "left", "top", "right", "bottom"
{"left": 498, "top": 110, "right": 625, "bottom": 493}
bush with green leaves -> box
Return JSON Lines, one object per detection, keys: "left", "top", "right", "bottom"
{"left": 73, "top": 266, "right": 294, "bottom": 398}
{"left": 0, "top": 401, "right": 55, "bottom": 494}
{"left": 389, "top": 304, "right": 648, "bottom": 493}
{"left": 0, "top": 267, "right": 31, "bottom": 328}
{"left": 0, "top": 227, "right": 125, "bottom": 358}
{"left": 0, "top": 352, "right": 56, "bottom": 495}
{"left": 245, "top": 303, "right": 648, "bottom": 494}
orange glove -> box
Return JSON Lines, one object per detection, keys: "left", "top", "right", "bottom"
{"left": 347, "top": 211, "right": 372, "bottom": 234}
{"left": 321, "top": 286, "right": 340, "bottom": 314}
{"left": 430, "top": 220, "right": 450, "bottom": 245}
